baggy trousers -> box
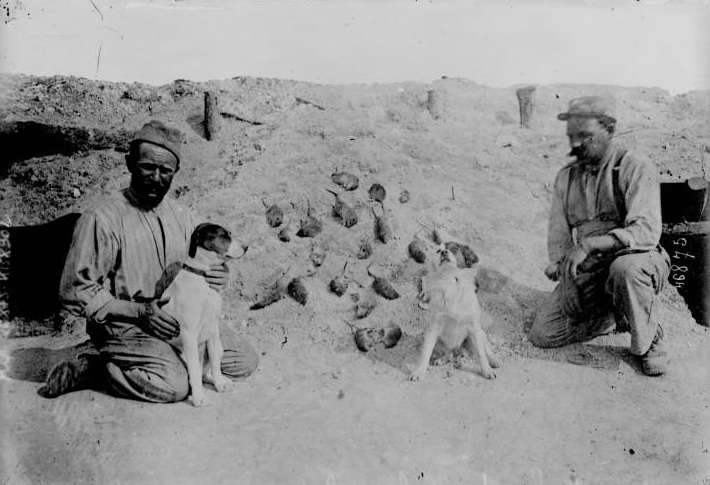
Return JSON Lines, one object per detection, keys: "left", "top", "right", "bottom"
{"left": 87, "top": 321, "right": 259, "bottom": 403}
{"left": 529, "top": 249, "right": 670, "bottom": 356}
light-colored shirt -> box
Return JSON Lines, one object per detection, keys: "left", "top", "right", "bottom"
{"left": 60, "top": 188, "right": 196, "bottom": 321}
{"left": 548, "top": 145, "right": 662, "bottom": 264}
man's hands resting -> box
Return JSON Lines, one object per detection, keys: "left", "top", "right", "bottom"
{"left": 544, "top": 234, "right": 624, "bottom": 282}
{"left": 137, "top": 263, "right": 228, "bottom": 340}
{"left": 562, "top": 243, "right": 589, "bottom": 280}
{"left": 544, "top": 245, "right": 589, "bottom": 282}
{"left": 205, "top": 262, "right": 230, "bottom": 292}
{"left": 138, "top": 295, "right": 180, "bottom": 340}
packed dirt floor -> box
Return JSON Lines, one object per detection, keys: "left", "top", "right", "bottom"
{"left": 1, "top": 74, "right": 709, "bottom": 484}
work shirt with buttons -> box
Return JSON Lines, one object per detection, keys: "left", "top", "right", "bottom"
{"left": 60, "top": 187, "right": 197, "bottom": 322}
{"left": 548, "top": 145, "right": 663, "bottom": 264}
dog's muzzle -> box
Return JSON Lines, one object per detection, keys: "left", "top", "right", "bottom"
{"left": 225, "top": 241, "right": 248, "bottom": 259}
{"left": 438, "top": 249, "right": 454, "bottom": 264}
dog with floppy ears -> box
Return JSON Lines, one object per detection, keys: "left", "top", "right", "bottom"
{"left": 160, "top": 223, "right": 247, "bottom": 406}
{"left": 409, "top": 244, "right": 499, "bottom": 381}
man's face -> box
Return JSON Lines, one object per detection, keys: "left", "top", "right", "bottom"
{"left": 128, "top": 142, "right": 178, "bottom": 207}
{"left": 566, "top": 116, "right": 612, "bottom": 164}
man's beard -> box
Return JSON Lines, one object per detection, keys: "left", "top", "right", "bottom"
{"left": 568, "top": 146, "right": 586, "bottom": 159}
{"left": 131, "top": 177, "right": 171, "bottom": 207}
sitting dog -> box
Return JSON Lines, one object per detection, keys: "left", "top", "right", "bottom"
{"left": 161, "top": 223, "right": 247, "bottom": 406}
{"left": 408, "top": 244, "right": 499, "bottom": 381}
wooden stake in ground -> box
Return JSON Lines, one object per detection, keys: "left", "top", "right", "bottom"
{"left": 427, "top": 90, "right": 443, "bottom": 120}
{"left": 204, "top": 91, "right": 220, "bottom": 140}
{"left": 516, "top": 86, "right": 536, "bottom": 129}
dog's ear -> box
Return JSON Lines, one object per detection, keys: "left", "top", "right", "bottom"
{"left": 465, "top": 246, "right": 479, "bottom": 266}
{"left": 189, "top": 223, "right": 211, "bottom": 258}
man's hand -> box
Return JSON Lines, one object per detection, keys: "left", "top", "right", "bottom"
{"left": 205, "top": 262, "right": 230, "bottom": 292}
{"left": 544, "top": 262, "right": 560, "bottom": 281}
{"left": 562, "top": 243, "right": 589, "bottom": 280}
{"left": 138, "top": 295, "right": 180, "bottom": 340}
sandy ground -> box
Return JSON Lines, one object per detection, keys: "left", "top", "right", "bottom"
{"left": 1, "top": 74, "right": 709, "bottom": 484}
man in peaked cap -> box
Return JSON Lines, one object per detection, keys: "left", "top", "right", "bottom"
{"left": 529, "top": 96, "right": 671, "bottom": 376}
{"left": 40, "top": 120, "right": 259, "bottom": 401}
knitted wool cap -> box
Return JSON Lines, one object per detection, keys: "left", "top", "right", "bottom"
{"left": 131, "top": 120, "right": 183, "bottom": 166}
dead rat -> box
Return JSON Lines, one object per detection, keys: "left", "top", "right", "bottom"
{"left": 287, "top": 276, "right": 308, "bottom": 306}
{"left": 342, "top": 319, "right": 378, "bottom": 351}
{"left": 398, "top": 189, "right": 410, "bottom": 204}
{"left": 331, "top": 171, "right": 359, "bottom": 191}
{"left": 250, "top": 268, "right": 291, "bottom": 310}
{"left": 353, "top": 289, "right": 378, "bottom": 319}
{"left": 356, "top": 238, "right": 373, "bottom": 259}
{"left": 381, "top": 321, "right": 403, "bottom": 348}
{"left": 261, "top": 198, "right": 283, "bottom": 228}
{"left": 329, "top": 261, "right": 350, "bottom": 297}
{"left": 371, "top": 202, "right": 393, "bottom": 244}
{"left": 297, "top": 198, "right": 323, "bottom": 238}
{"left": 367, "top": 263, "right": 400, "bottom": 300}
{"left": 326, "top": 189, "right": 358, "bottom": 228}
{"left": 368, "top": 183, "right": 386, "bottom": 203}
{"left": 310, "top": 241, "right": 326, "bottom": 267}
{"left": 344, "top": 319, "right": 402, "bottom": 352}
{"left": 408, "top": 236, "right": 427, "bottom": 263}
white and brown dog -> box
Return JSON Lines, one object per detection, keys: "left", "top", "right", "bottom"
{"left": 409, "top": 244, "right": 499, "bottom": 381}
{"left": 161, "top": 223, "right": 247, "bottom": 406}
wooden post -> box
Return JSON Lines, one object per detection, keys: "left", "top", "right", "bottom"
{"left": 204, "top": 91, "right": 220, "bottom": 141}
{"left": 516, "top": 86, "right": 536, "bottom": 128}
{"left": 427, "top": 90, "right": 443, "bottom": 120}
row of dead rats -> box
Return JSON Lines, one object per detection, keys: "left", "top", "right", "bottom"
{"left": 252, "top": 171, "right": 400, "bottom": 312}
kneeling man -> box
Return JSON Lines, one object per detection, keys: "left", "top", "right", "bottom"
{"left": 529, "top": 96, "right": 670, "bottom": 376}
{"left": 40, "top": 120, "right": 259, "bottom": 401}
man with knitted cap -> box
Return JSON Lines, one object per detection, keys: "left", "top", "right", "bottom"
{"left": 529, "top": 96, "right": 671, "bottom": 376}
{"left": 40, "top": 120, "right": 259, "bottom": 401}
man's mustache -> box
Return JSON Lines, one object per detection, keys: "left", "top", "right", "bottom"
{"left": 568, "top": 147, "right": 585, "bottom": 158}
{"left": 139, "top": 180, "right": 170, "bottom": 197}
{"left": 140, "top": 180, "right": 168, "bottom": 189}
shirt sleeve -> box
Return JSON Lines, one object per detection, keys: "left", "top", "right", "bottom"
{"left": 548, "top": 172, "right": 573, "bottom": 263}
{"left": 608, "top": 154, "right": 662, "bottom": 250}
{"left": 59, "top": 209, "right": 119, "bottom": 321}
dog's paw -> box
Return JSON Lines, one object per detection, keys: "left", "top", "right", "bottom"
{"left": 407, "top": 371, "right": 423, "bottom": 381}
{"left": 481, "top": 368, "right": 497, "bottom": 380}
{"left": 212, "top": 375, "right": 234, "bottom": 393}
{"left": 189, "top": 392, "right": 210, "bottom": 407}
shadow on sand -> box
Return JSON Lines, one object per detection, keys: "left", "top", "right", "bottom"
{"left": 8, "top": 339, "right": 94, "bottom": 383}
